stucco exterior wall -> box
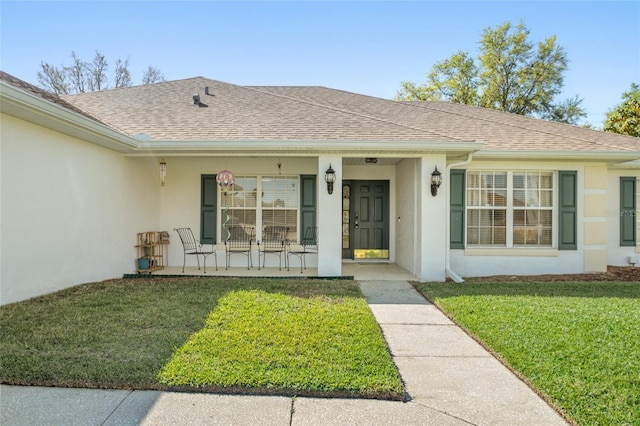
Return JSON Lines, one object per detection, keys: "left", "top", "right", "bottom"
{"left": 583, "top": 165, "right": 608, "bottom": 272}
{"left": 394, "top": 158, "right": 417, "bottom": 274}
{"left": 1, "top": 113, "right": 158, "bottom": 305}
{"left": 317, "top": 156, "right": 342, "bottom": 276}
{"left": 417, "top": 156, "right": 447, "bottom": 281}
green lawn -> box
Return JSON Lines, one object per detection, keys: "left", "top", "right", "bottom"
{"left": 416, "top": 281, "right": 640, "bottom": 426}
{"left": 0, "top": 278, "right": 404, "bottom": 400}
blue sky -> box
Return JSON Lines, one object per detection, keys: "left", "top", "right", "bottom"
{"left": 1, "top": 1, "right": 638, "bottom": 126}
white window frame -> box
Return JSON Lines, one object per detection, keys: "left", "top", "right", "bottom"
{"left": 466, "top": 170, "right": 557, "bottom": 248}
{"left": 219, "top": 175, "right": 299, "bottom": 241}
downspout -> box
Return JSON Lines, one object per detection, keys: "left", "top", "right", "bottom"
{"left": 445, "top": 153, "right": 474, "bottom": 283}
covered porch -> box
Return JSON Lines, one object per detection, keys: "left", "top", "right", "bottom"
{"left": 153, "top": 148, "right": 478, "bottom": 283}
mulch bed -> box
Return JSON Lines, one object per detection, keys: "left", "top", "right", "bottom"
{"left": 462, "top": 265, "right": 640, "bottom": 282}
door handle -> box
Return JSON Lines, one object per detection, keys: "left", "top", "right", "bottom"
{"left": 354, "top": 212, "right": 359, "bottom": 229}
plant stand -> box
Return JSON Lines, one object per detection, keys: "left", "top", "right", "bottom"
{"left": 135, "top": 232, "right": 169, "bottom": 274}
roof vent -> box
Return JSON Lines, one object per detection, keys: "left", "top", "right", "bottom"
{"left": 205, "top": 86, "right": 212, "bottom": 96}
{"left": 192, "top": 94, "right": 208, "bottom": 108}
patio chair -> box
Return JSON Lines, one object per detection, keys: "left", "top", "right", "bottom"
{"left": 258, "top": 226, "right": 288, "bottom": 270}
{"left": 224, "top": 225, "right": 255, "bottom": 270}
{"left": 286, "top": 226, "right": 318, "bottom": 273}
{"left": 174, "top": 227, "right": 217, "bottom": 273}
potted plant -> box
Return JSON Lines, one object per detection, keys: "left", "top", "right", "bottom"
{"left": 138, "top": 236, "right": 151, "bottom": 270}
{"left": 138, "top": 257, "right": 150, "bottom": 270}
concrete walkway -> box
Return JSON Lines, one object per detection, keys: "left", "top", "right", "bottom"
{"left": 1, "top": 281, "right": 568, "bottom": 425}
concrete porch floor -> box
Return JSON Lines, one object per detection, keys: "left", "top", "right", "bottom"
{"left": 145, "top": 262, "right": 416, "bottom": 281}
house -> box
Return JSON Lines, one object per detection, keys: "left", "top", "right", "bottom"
{"left": 1, "top": 71, "right": 638, "bottom": 305}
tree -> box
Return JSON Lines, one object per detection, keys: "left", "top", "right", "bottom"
{"left": 67, "top": 51, "right": 87, "bottom": 94}
{"left": 604, "top": 83, "right": 640, "bottom": 137}
{"left": 396, "top": 21, "right": 586, "bottom": 124}
{"left": 37, "top": 62, "right": 69, "bottom": 95}
{"left": 141, "top": 66, "right": 165, "bottom": 85}
{"left": 37, "top": 50, "right": 163, "bottom": 95}
{"left": 114, "top": 58, "right": 132, "bottom": 88}
{"left": 402, "top": 51, "right": 478, "bottom": 104}
{"left": 87, "top": 50, "right": 108, "bottom": 91}
{"left": 540, "top": 95, "right": 587, "bottom": 125}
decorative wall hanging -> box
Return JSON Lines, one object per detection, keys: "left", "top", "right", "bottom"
{"left": 217, "top": 169, "right": 235, "bottom": 241}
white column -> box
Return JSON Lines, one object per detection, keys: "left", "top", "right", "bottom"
{"left": 317, "top": 156, "right": 342, "bottom": 276}
{"left": 419, "top": 156, "right": 447, "bottom": 281}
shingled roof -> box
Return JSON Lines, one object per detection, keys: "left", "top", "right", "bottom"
{"left": 59, "top": 77, "right": 639, "bottom": 153}
{"left": 0, "top": 70, "right": 108, "bottom": 126}
{"left": 250, "top": 85, "right": 640, "bottom": 153}
{"left": 60, "top": 77, "right": 453, "bottom": 142}
{"left": 4, "top": 72, "right": 639, "bottom": 155}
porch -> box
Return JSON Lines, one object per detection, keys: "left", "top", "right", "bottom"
{"left": 139, "top": 262, "right": 416, "bottom": 281}
{"left": 157, "top": 155, "right": 449, "bottom": 283}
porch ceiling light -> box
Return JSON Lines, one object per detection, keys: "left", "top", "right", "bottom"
{"left": 430, "top": 166, "right": 442, "bottom": 196}
{"left": 325, "top": 164, "right": 336, "bottom": 195}
{"left": 160, "top": 159, "right": 167, "bottom": 186}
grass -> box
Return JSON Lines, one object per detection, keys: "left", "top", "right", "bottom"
{"left": 0, "top": 278, "right": 404, "bottom": 400}
{"left": 416, "top": 281, "right": 640, "bottom": 426}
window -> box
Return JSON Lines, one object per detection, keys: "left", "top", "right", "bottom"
{"left": 262, "top": 176, "right": 298, "bottom": 241}
{"left": 513, "top": 172, "right": 553, "bottom": 246}
{"left": 466, "top": 171, "right": 507, "bottom": 245}
{"left": 220, "top": 176, "right": 298, "bottom": 241}
{"left": 466, "top": 171, "right": 554, "bottom": 247}
{"left": 223, "top": 176, "right": 257, "bottom": 229}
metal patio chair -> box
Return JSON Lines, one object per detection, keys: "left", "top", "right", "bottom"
{"left": 174, "top": 227, "right": 217, "bottom": 273}
{"left": 286, "top": 226, "right": 318, "bottom": 273}
{"left": 224, "top": 225, "right": 255, "bottom": 270}
{"left": 258, "top": 226, "right": 288, "bottom": 270}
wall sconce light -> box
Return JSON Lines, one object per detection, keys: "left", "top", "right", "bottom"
{"left": 160, "top": 159, "right": 167, "bottom": 186}
{"left": 430, "top": 166, "right": 442, "bottom": 196}
{"left": 325, "top": 164, "right": 336, "bottom": 194}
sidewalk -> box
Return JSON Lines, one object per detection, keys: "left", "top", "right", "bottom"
{"left": 1, "top": 281, "right": 568, "bottom": 425}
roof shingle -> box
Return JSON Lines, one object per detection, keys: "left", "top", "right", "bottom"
{"left": 3, "top": 71, "right": 638, "bottom": 154}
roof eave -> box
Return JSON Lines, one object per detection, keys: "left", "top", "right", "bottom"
{"left": 474, "top": 149, "right": 640, "bottom": 164}
{"left": 0, "top": 80, "right": 138, "bottom": 153}
{"left": 125, "top": 139, "right": 484, "bottom": 157}
{"left": 610, "top": 159, "right": 640, "bottom": 169}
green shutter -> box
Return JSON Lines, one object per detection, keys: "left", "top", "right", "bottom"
{"left": 450, "top": 169, "right": 465, "bottom": 249}
{"left": 201, "top": 175, "right": 217, "bottom": 244}
{"left": 300, "top": 175, "right": 316, "bottom": 239}
{"left": 558, "top": 171, "right": 577, "bottom": 250}
{"left": 620, "top": 177, "right": 636, "bottom": 246}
